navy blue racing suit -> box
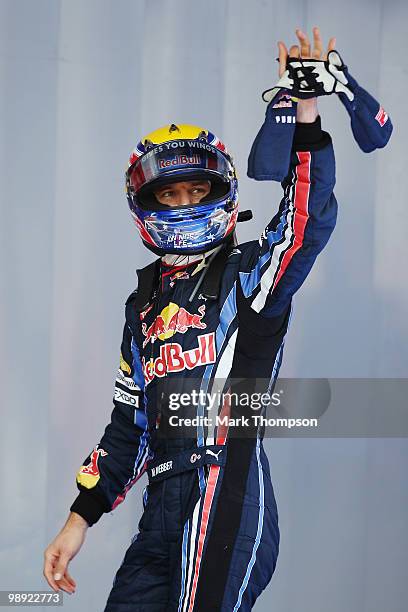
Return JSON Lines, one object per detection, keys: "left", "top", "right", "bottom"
{"left": 70, "top": 116, "right": 337, "bottom": 611}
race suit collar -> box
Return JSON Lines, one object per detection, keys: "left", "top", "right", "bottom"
{"left": 161, "top": 246, "right": 220, "bottom": 271}
{"left": 133, "top": 244, "right": 229, "bottom": 312}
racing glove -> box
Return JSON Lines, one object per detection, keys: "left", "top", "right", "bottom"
{"left": 262, "top": 50, "right": 355, "bottom": 103}
{"left": 262, "top": 50, "right": 393, "bottom": 153}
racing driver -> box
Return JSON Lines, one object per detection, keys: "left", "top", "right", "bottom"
{"left": 44, "top": 27, "right": 338, "bottom": 611}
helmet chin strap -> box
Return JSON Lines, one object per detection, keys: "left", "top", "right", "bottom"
{"left": 161, "top": 245, "right": 220, "bottom": 268}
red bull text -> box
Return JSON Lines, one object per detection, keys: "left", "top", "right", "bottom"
{"left": 158, "top": 154, "right": 200, "bottom": 168}
{"left": 142, "top": 332, "right": 216, "bottom": 385}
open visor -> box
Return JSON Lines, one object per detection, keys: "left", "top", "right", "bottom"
{"left": 127, "top": 140, "right": 234, "bottom": 196}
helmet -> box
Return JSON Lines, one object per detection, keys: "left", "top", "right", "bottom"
{"left": 125, "top": 123, "right": 239, "bottom": 255}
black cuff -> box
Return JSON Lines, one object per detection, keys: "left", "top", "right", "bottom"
{"left": 70, "top": 491, "right": 108, "bottom": 527}
{"left": 293, "top": 115, "right": 331, "bottom": 151}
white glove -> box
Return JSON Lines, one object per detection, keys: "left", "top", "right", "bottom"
{"left": 262, "top": 50, "right": 354, "bottom": 104}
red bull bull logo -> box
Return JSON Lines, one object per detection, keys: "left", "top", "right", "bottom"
{"left": 272, "top": 93, "right": 293, "bottom": 109}
{"left": 142, "top": 303, "right": 206, "bottom": 348}
{"left": 142, "top": 332, "right": 216, "bottom": 385}
{"left": 76, "top": 446, "right": 108, "bottom": 489}
{"left": 170, "top": 270, "right": 190, "bottom": 285}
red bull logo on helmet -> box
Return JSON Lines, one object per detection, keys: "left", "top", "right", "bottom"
{"left": 76, "top": 445, "right": 108, "bottom": 489}
{"left": 143, "top": 332, "right": 216, "bottom": 385}
{"left": 158, "top": 154, "right": 201, "bottom": 168}
{"left": 142, "top": 303, "right": 206, "bottom": 348}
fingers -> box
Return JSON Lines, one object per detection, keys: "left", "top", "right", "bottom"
{"left": 283, "top": 27, "right": 336, "bottom": 60}
{"left": 65, "top": 569, "right": 77, "bottom": 591}
{"left": 323, "top": 36, "right": 337, "bottom": 60}
{"left": 312, "top": 26, "right": 323, "bottom": 59}
{"left": 296, "top": 29, "right": 310, "bottom": 57}
{"left": 278, "top": 27, "right": 337, "bottom": 78}
{"left": 56, "top": 567, "right": 76, "bottom": 593}
{"left": 328, "top": 36, "right": 337, "bottom": 52}
{"left": 43, "top": 550, "right": 76, "bottom": 594}
{"left": 53, "top": 553, "right": 70, "bottom": 584}
{"left": 289, "top": 44, "right": 300, "bottom": 58}
{"left": 43, "top": 552, "right": 62, "bottom": 593}
{"left": 56, "top": 574, "right": 76, "bottom": 594}
{"left": 328, "top": 36, "right": 337, "bottom": 50}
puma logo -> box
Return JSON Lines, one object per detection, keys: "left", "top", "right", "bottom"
{"left": 205, "top": 449, "right": 222, "bottom": 460}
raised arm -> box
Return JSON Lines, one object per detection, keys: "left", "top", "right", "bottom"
{"left": 240, "top": 116, "right": 337, "bottom": 317}
{"left": 240, "top": 27, "right": 338, "bottom": 317}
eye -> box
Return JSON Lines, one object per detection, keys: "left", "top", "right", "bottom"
{"left": 191, "top": 186, "right": 207, "bottom": 195}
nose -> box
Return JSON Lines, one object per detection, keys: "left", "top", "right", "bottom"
{"left": 174, "top": 186, "right": 193, "bottom": 206}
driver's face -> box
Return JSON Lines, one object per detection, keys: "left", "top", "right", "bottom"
{"left": 153, "top": 180, "right": 211, "bottom": 207}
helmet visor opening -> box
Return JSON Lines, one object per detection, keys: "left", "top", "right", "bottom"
{"left": 137, "top": 173, "right": 231, "bottom": 211}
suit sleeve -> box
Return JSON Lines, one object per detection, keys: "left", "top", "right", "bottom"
{"left": 239, "top": 115, "right": 338, "bottom": 317}
{"left": 69, "top": 308, "right": 150, "bottom": 527}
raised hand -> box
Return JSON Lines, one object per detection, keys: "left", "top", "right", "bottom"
{"left": 278, "top": 27, "right": 336, "bottom": 78}
{"left": 276, "top": 27, "right": 337, "bottom": 122}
